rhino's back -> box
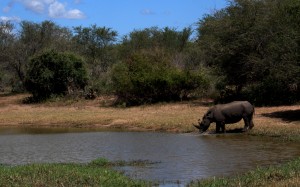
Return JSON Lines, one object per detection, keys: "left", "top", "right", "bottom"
{"left": 214, "top": 101, "right": 254, "bottom": 123}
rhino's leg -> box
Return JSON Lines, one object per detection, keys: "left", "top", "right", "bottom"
{"left": 249, "top": 114, "right": 254, "bottom": 129}
{"left": 249, "top": 120, "right": 254, "bottom": 129}
{"left": 216, "top": 123, "right": 221, "bottom": 133}
{"left": 216, "top": 122, "right": 225, "bottom": 133}
{"left": 243, "top": 114, "right": 254, "bottom": 131}
{"left": 220, "top": 122, "right": 225, "bottom": 133}
{"left": 242, "top": 116, "right": 251, "bottom": 131}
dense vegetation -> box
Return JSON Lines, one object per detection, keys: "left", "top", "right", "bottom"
{"left": 25, "top": 51, "right": 88, "bottom": 101}
{"left": 0, "top": 0, "right": 299, "bottom": 105}
{"left": 111, "top": 52, "right": 209, "bottom": 105}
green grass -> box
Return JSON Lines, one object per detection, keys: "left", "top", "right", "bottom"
{"left": 0, "top": 159, "right": 150, "bottom": 187}
{"left": 89, "top": 158, "right": 160, "bottom": 167}
{"left": 189, "top": 157, "right": 300, "bottom": 187}
{"left": 3, "top": 157, "right": 299, "bottom": 187}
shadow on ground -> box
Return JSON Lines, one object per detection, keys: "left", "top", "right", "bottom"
{"left": 262, "top": 109, "right": 300, "bottom": 122}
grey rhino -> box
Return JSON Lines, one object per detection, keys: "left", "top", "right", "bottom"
{"left": 194, "top": 101, "right": 254, "bottom": 133}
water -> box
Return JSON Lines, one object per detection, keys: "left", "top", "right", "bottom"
{"left": 0, "top": 128, "right": 299, "bottom": 186}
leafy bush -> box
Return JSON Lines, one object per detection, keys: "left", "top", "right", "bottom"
{"left": 242, "top": 76, "right": 299, "bottom": 106}
{"left": 25, "top": 51, "right": 88, "bottom": 101}
{"left": 111, "top": 53, "right": 209, "bottom": 106}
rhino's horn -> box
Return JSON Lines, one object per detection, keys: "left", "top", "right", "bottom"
{"left": 193, "top": 124, "right": 200, "bottom": 129}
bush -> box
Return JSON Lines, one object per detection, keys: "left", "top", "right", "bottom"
{"left": 214, "top": 73, "right": 300, "bottom": 106}
{"left": 25, "top": 51, "right": 88, "bottom": 101}
{"left": 243, "top": 78, "right": 299, "bottom": 106}
{"left": 110, "top": 53, "right": 209, "bottom": 106}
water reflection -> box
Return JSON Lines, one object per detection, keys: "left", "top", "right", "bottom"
{"left": 0, "top": 128, "right": 299, "bottom": 185}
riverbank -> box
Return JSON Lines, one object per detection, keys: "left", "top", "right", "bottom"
{"left": 0, "top": 94, "right": 299, "bottom": 140}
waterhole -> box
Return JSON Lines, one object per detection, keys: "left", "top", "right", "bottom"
{"left": 0, "top": 128, "right": 299, "bottom": 186}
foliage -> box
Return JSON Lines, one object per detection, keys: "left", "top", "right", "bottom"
{"left": 73, "top": 25, "right": 118, "bottom": 71}
{"left": 25, "top": 51, "right": 88, "bottom": 101}
{"left": 120, "top": 27, "right": 192, "bottom": 54}
{"left": 110, "top": 27, "right": 210, "bottom": 106}
{"left": 0, "top": 20, "right": 73, "bottom": 92}
{"left": 111, "top": 52, "right": 209, "bottom": 106}
{"left": 0, "top": 21, "right": 15, "bottom": 90}
{"left": 119, "top": 27, "right": 195, "bottom": 70}
{"left": 1, "top": 0, "right": 300, "bottom": 106}
{"left": 197, "top": 0, "right": 300, "bottom": 105}
{"left": 73, "top": 25, "right": 118, "bottom": 93}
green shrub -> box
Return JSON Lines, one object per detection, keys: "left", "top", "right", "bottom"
{"left": 243, "top": 77, "right": 299, "bottom": 106}
{"left": 111, "top": 53, "right": 209, "bottom": 106}
{"left": 25, "top": 51, "right": 88, "bottom": 101}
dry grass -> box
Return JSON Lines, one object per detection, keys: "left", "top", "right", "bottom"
{"left": 0, "top": 94, "right": 299, "bottom": 140}
{"left": 250, "top": 105, "right": 300, "bottom": 141}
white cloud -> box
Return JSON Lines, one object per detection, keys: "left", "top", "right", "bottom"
{"left": 24, "top": 0, "right": 45, "bottom": 14}
{"left": 4, "top": 0, "right": 85, "bottom": 19}
{"left": 48, "top": 1, "right": 66, "bottom": 18}
{"left": 64, "top": 9, "right": 85, "bottom": 19}
{"left": 48, "top": 1, "right": 85, "bottom": 19}
{"left": 141, "top": 9, "right": 155, "bottom": 15}
{"left": 0, "top": 16, "right": 21, "bottom": 22}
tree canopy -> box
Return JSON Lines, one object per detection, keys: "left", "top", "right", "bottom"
{"left": 197, "top": 0, "right": 300, "bottom": 105}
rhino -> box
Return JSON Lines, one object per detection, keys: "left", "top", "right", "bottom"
{"left": 194, "top": 101, "right": 254, "bottom": 133}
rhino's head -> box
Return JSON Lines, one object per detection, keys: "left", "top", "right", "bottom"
{"left": 193, "top": 111, "right": 212, "bottom": 133}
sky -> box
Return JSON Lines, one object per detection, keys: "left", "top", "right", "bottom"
{"left": 0, "top": 0, "right": 228, "bottom": 37}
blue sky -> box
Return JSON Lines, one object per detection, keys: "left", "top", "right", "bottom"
{"left": 0, "top": 0, "right": 228, "bottom": 36}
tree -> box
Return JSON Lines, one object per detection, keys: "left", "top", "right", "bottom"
{"left": 120, "top": 27, "right": 192, "bottom": 56}
{"left": 0, "top": 21, "right": 15, "bottom": 89}
{"left": 73, "top": 25, "right": 118, "bottom": 72}
{"left": 6, "top": 20, "right": 73, "bottom": 91}
{"left": 73, "top": 25, "right": 118, "bottom": 92}
{"left": 25, "top": 51, "right": 88, "bottom": 101}
{"left": 197, "top": 0, "right": 300, "bottom": 105}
